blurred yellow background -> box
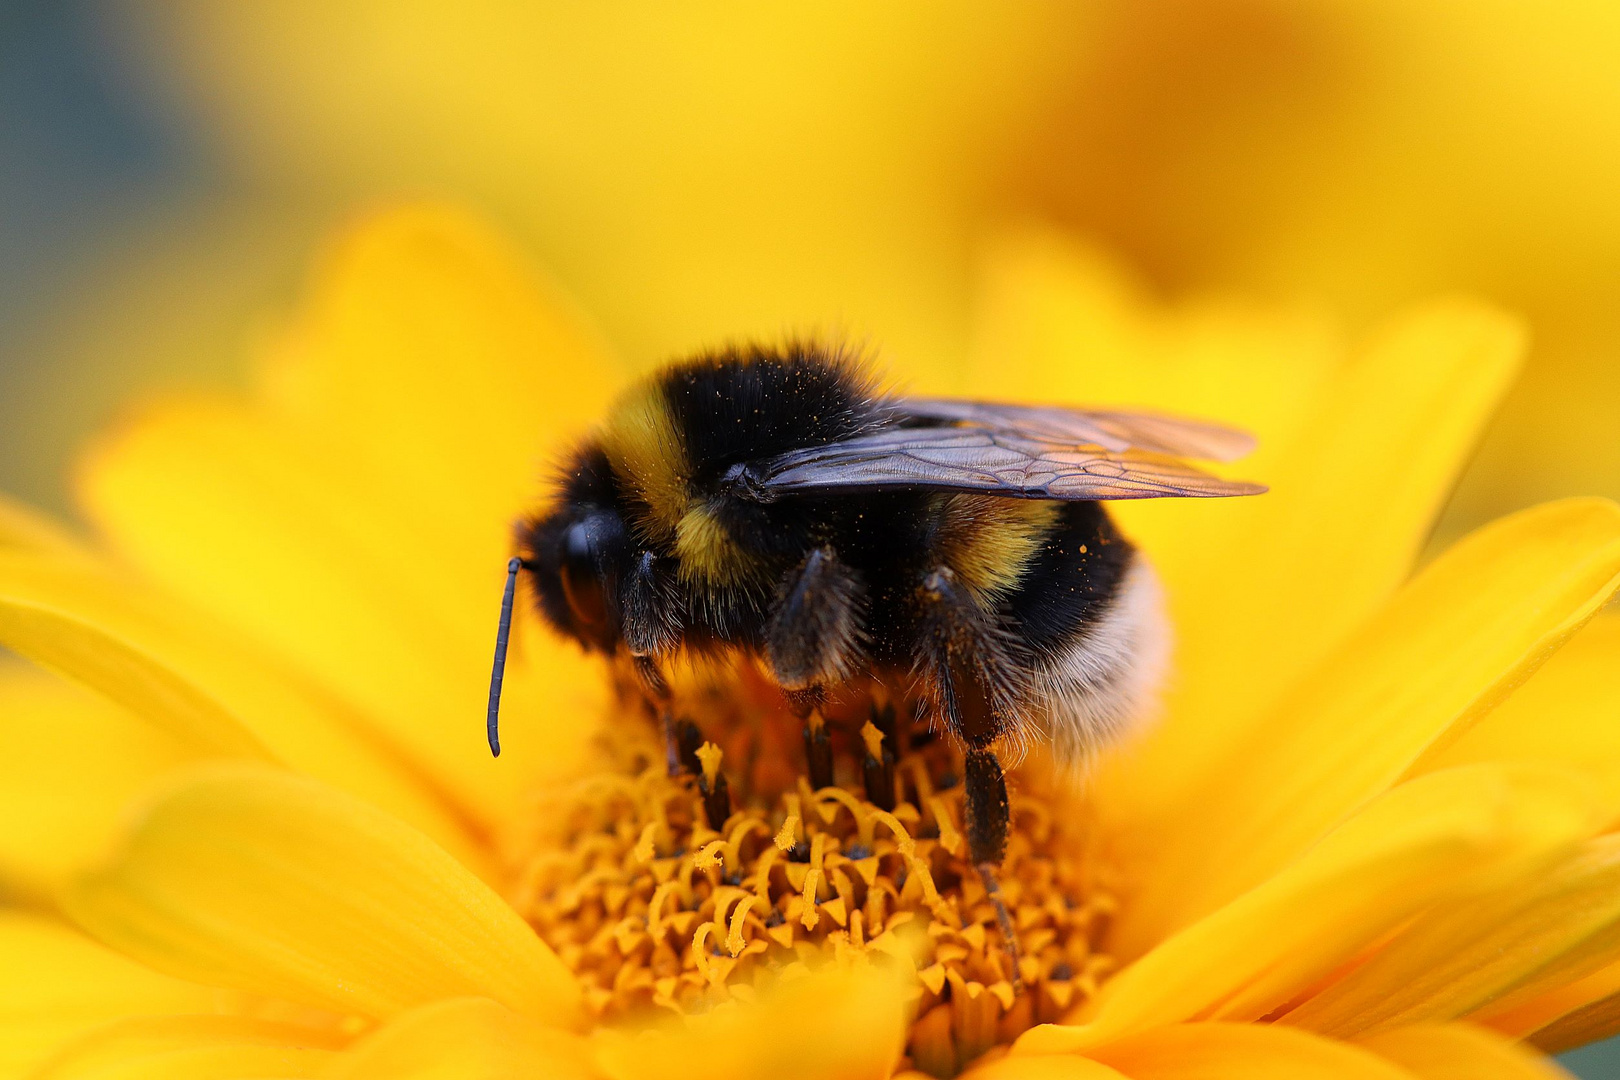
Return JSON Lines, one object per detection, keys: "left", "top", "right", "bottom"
{"left": 4, "top": 1, "right": 1618, "bottom": 541}
{"left": 2, "top": 3, "right": 1619, "bottom": 1073}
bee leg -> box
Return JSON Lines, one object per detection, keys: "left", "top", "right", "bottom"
{"left": 786, "top": 686, "right": 834, "bottom": 790}
{"left": 766, "top": 545, "right": 865, "bottom": 694}
{"left": 768, "top": 546, "right": 865, "bottom": 792}
{"left": 967, "top": 751, "right": 1023, "bottom": 985}
{"left": 631, "top": 653, "right": 684, "bottom": 778}
{"left": 916, "top": 566, "right": 1023, "bottom": 980}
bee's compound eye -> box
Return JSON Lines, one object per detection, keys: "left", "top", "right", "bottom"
{"left": 559, "top": 519, "right": 610, "bottom": 638}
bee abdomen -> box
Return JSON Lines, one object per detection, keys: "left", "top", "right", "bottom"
{"left": 1023, "top": 553, "right": 1167, "bottom": 767}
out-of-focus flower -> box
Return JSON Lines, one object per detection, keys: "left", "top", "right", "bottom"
{"left": 97, "top": 0, "right": 1620, "bottom": 540}
{"left": 1, "top": 208, "right": 1618, "bottom": 1077}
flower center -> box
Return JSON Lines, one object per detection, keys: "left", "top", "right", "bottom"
{"left": 506, "top": 665, "right": 1115, "bottom": 1077}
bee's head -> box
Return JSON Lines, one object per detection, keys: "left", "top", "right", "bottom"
{"left": 517, "top": 446, "right": 630, "bottom": 653}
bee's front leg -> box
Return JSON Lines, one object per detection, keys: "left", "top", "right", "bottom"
{"left": 620, "top": 549, "right": 689, "bottom": 777}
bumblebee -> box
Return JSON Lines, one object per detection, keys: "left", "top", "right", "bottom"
{"left": 487, "top": 343, "right": 1262, "bottom": 878}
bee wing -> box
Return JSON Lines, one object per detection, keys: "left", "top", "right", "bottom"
{"left": 898, "top": 399, "right": 1257, "bottom": 462}
{"left": 753, "top": 425, "right": 1266, "bottom": 501}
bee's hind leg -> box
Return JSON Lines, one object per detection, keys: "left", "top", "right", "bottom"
{"left": 916, "top": 566, "right": 1024, "bottom": 983}
{"left": 966, "top": 749, "right": 1021, "bottom": 983}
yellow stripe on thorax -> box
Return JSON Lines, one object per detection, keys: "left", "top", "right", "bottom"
{"left": 674, "top": 502, "right": 762, "bottom": 587}
{"left": 940, "top": 496, "right": 1061, "bottom": 601}
{"left": 599, "top": 379, "right": 689, "bottom": 539}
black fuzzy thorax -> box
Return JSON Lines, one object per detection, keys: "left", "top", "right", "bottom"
{"left": 659, "top": 342, "right": 889, "bottom": 485}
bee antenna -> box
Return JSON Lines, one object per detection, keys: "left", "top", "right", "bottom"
{"left": 486, "top": 556, "right": 523, "bottom": 758}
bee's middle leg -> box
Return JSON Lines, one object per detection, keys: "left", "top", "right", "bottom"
{"left": 767, "top": 545, "right": 866, "bottom": 791}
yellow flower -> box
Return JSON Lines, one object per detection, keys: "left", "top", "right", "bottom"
{"left": 3, "top": 206, "right": 1620, "bottom": 1078}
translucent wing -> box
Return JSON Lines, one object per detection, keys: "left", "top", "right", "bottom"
{"left": 899, "top": 398, "right": 1256, "bottom": 462}
{"left": 752, "top": 421, "right": 1266, "bottom": 502}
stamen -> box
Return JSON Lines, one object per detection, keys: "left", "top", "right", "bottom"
{"left": 861, "top": 720, "right": 898, "bottom": 810}
{"left": 725, "top": 894, "right": 761, "bottom": 956}
{"left": 695, "top": 741, "right": 732, "bottom": 830}
{"left": 803, "top": 711, "right": 834, "bottom": 790}
{"left": 775, "top": 793, "right": 803, "bottom": 851}
{"left": 799, "top": 832, "right": 829, "bottom": 929}
{"left": 928, "top": 796, "right": 964, "bottom": 857}
{"left": 695, "top": 741, "right": 723, "bottom": 787}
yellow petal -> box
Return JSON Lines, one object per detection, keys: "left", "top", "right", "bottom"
{"left": 263, "top": 205, "right": 622, "bottom": 547}
{"left": 63, "top": 764, "right": 580, "bottom": 1028}
{"left": 0, "top": 912, "right": 216, "bottom": 1079}
{"left": 0, "top": 667, "right": 193, "bottom": 899}
{"left": 1423, "top": 613, "right": 1620, "bottom": 820}
{"left": 0, "top": 554, "right": 270, "bottom": 760}
{"left": 1486, "top": 959, "right": 1620, "bottom": 1041}
{"left": 1097, "top": 301, "right": 1525, "bottom": 838}
{"left": 325, "top": 997, "right": 596, "bottom": 1080}
{"left": 1357, "top": 1024, "right": 1570, "bottom": 1080}
{"left": 1527, "top": 989, "right": 1620, "bottom": 1056}
{"left": 1084, "top": 1023, "right": 1416, "bottom": 1079}
{"left": 959, "top": 1054, "right": 1129, "bottom": 1079}
{"left": 1015, "top": 763, "right": 1598, "bottom": 1056}
{"left": 0, "top": 552, "right": 484, "bottom": 873}
{"left": 1116, "top": 497, "right": 1620, "bottom": 954}
{"left": 79, "top": 386, "right": 604, "bottom": 832}
{"left": 592, "top": 965, "right": 906, "bottom": 1080}
{"left": 0, "top": 492, "right": 90, "bottom": 560}
{"left": 966, "top": 226, "right": 1341, "bottom": 451}
{"left": 78, "top": 208, "right": 621, "bottom": 828}
{"left": 31, "top": 1015, "right": 343, "bottom": 1080}
{"left": 1285, "top": 834, "right": 1620, "bottom": 1038}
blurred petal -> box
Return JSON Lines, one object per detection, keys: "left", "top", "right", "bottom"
{"left": 1486, "top": 960, "right": 1620, "bottom": 1041}
{"left": 1084, "top": 1023, "right": 1415, "bottom": 1079}
{"left": 263, "top": 204, "right": 622, "bottom": 540}
{"left": 592, "top": 965, "right": 907, "bottom": 1080}
{"left": 31, "top": 1015, "right": 342, "bottom": 1080}
{"left": 0, "top": 912, "right": 216, "bottom": 1078}
{"left": 63, "top": 764, "right": 581, "bottom": 1027}
{"left": 1423, "top": 613, "right": 1620, "bottom": 820}
{"left": 1117, "top": 497, "right": 1620, "bottom": 953}
{"left": 78, "top": 208, "right": 617, "bottom": 827}
{"left": 960, "top": 1054, "right": 1129, "bottom": 1079}
{"left": 0, "top": 493, "right": 90, "bottom": 560}
{"left": 0, "top": 667, "right": 192, "bottom": 899}
{"left": 0, "top": 552, "right": 483, "bottom": 871}
{"left": 0, "top": 555, "right": 269, "bottom": 760}
{"left": 117, "top": 7, "right": 1080, "bottom": 377}
{"left": 1100, "top": 301, "right": 1525, "bottom": 845}
{"left": 1285, "top": 834, "right": 1620, "bottom": 1038}
{"left": 1527, "top": 989, "right": 1620, "bottom": 1056}
{"left": 1357, "top": 1024, "right": 1571, "bottom": 1080}
{"left": 325, "top": 997, "right": 596, "bottom": 1080}
{"left": 965, "top": 226, "right": 1341, "bottom": 449}
{"left": 1015, "top": 763, "right": 1598, "bottom": 1055}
